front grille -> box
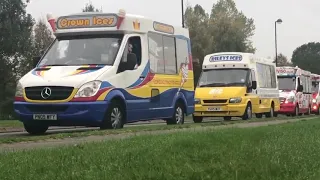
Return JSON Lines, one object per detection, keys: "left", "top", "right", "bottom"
{"left": 203, "top": 99, "right": 228, "bottom": 103}
{"left": 25, "top": 86, "right": 74, "bottom": 100}
{"left": 25, "top": 105, "right": 68, "bottom": 113}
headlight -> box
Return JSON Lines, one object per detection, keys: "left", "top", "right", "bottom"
{"left": 229, "top": 97, "right": 242, "bottom": 103}
{"left": 75, "top": 81, "right": 102, "bottom": 98}
{"left": 313, "top": 99, "right": 317, "bottom": 103}
{"left": 194, "top": 98, "right": 201, "bottom": 104}
{"left": 15, "top": 82, "right": 23, "bottom": 97}
{"left": 286, "top": 96, "right": 295, "bottom": 103}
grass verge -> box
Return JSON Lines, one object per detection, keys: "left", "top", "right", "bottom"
{"left": 0, "top": 120, "right": 23, "bottom": 128}
{"left": 0, "top": 115, "right": 316, "bottom": 145}
{"left": 1, "top": 118, "right": 320, "bottom": 179}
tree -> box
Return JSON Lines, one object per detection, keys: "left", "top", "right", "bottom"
{"left": 291, "top": 42, "right": 320, "bottom": 74}
{"left": 82, "top": 1, "right": 102, "bottom": 12}
{"left": 184, "top": 0, "right": 256, "bottom": 85}
{"left": 0, "top": 0, "right": 34, "bottom": 118}
{"left": 34, "top": 19, "right": 54, "bottom": 56}
{"left": 209, "top": 0, "right": 255, "bottom": 53}
{"left": 273, "top": 53, "right": 292, "bottom": 66}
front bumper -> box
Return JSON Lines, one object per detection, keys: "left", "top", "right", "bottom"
{"left": 278, "top": 103, "right": 295, "bottom": 114}
{"left": 14, "top": 101, "right": 109, "bottom": 126}
{"left": 193, "top": 103, "right": 247, "bottom": 117}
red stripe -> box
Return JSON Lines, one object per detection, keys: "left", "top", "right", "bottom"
{"left": 15, "top": 97, "right": 25, "bottom": 101}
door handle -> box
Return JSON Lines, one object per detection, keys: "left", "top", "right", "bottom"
{"left": 139, "top": 76, "right": 145, "bottom": 78}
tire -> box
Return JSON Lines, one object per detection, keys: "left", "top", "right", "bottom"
{"left": 242, "top": 103, "right": 252, "bottom": 120}
{"left": 317, "top": 106, "right": 320, "bottom": 115}
{"left": 305, "top": 106, "right": 311, "bottom": 115}
{"left": 23, "top": 122, "right": 49, "bottom": 135}
{"left": 193, "top": 116, "right": 203, "bottom": 123}
{"left": 255, "top": 113, "right": 263, "bottom": 118}
{"left": 265, "top": 104, "right": 274, "bottom": 118}
{"left": 100, "top": 101, "right": 125, "bottom": 130}
{"left": 274, "top": 112, "right": 278, "bottom": 117}
{"left": 292, "top": 105, "right": 299, "bottom": 117}
{"left": 223, "top": 116, "right": 232, "bottom": 121}
{"left": 167, "top": 102, "right": 185, "bottom": 125}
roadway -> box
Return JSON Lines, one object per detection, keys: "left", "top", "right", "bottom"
{"left": 0, "top": 118, "right": 223, "bottom": 137}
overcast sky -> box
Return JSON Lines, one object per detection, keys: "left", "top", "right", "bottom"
{"left": 26, "top": 0, "right": 320, "bottom": 60}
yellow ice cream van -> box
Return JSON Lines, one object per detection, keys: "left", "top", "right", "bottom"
{"left": 193, "top": 52, "right": 280, "bottom": 122}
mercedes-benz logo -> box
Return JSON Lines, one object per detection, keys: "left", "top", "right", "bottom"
{"left": 41, "top": 87, "right": 52, "bottom": 99}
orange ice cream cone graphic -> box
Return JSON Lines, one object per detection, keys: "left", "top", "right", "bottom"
{"left": 47, "top": 14, "right": 56, "bottom": 32}
{"left": 177, "top": 58, "right": 189, "bottom": 94}
{"left": 117, "top": 9, "right": 126, "bottom": 29}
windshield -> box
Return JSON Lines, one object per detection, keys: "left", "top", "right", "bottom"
{"left": 38, "top": 34, "right": 123, "bottom": 66}
{"left": 278, "top": 77, "right": 296, "bottom": 90}
{"left": 312, "top": 82, "right": 319, "bottom": 92}
{"left": 197, "top": 69, "right": 249, "bottom": 87}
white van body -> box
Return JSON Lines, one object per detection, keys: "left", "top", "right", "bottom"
{"left": 14, "top": 10, "right": 195, "bottom": 134}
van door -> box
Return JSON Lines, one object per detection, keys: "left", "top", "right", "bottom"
{"left": 147, "top": 32, "right": 182, "bottom": 119}
{"left": 116, "top": 34, "right": 151, "bottom": 121}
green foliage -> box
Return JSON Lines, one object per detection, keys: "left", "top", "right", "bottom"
{"left": 291, "top": 42, "right": 320, "bottom": 74}
{"left": 82, "top": 1, "right": 102, "bottom": 12}
{"left": 0, "top": 0, "right": 34, "bottom": 119}
{"left": 185, "top": 0, "right": 255, "bottom": 84}
{"left": 273, "top": 53, "right": 292, "bottom": 66}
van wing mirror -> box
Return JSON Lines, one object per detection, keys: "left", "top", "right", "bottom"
{"left": 252, "top": 81, "right": 257, "bottom": 90}
{"left": 32, "top": 56, "right": 41, "bottom": 67}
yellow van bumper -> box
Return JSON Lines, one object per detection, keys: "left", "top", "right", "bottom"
{"left": 193, "top": 104, "right": 247, "bottom": 117}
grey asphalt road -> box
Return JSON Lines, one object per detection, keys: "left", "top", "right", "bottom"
{"left": 0, "top": 118, "right": 224, "bottom": 137}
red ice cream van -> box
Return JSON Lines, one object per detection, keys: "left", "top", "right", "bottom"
{"left": 311, "top": 73, "right": 320, "bottom": 114}
{"left": 276, "top": 66, "right": 312, "bottom": 116}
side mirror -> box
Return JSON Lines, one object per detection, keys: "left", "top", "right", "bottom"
{"left": 32, "top": 56, "right": 41, "bottom": 67}
{"left": 297, "top": 85, "right": 303, "bottom": 92}
{"left": 126, "top": 53, "right": 137, "bottom": 70}
{"left": 252, "top": 81, "right": 257, "bottom": 90}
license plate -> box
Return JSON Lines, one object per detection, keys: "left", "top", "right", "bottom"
{"left": 33, "top": 114, "right": 57, "bottom": 120}
{"left": 207, "top": 107, "right": 222, "bottom": 111}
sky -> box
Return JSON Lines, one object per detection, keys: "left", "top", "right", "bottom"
{"left": 26, "top": 0, "right": 320, "bottom": 61}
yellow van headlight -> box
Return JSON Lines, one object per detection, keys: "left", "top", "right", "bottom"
{"left": 229, "top": 97, "right": 242, "bottom": 103}
{"left": 194, "top": 98, "right": 201, "bottom": 104}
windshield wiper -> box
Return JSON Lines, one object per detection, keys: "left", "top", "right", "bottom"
{"left": 200, "top": 82, "right": 245, "bottom": 87}
{"left": 43, "top": 64, "right": 70, "bottom": 66}
{"left": 199, "top": 83, "right": 227, "bottom": 87}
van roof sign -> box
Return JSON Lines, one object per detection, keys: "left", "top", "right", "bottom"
{"left": 56, "top": 14, "right": 118, "bottom": 29}
{"left": 209, "top": 54, "right": 242, "bottom": 62}
{"left": 153, "top": 21, "right": 174, "bottom": 34}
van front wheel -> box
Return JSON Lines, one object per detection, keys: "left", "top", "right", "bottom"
{"left": 100, "top": 101, "right": 124, "bottom": 130}
{"left": 24, "top": 122, "right": 49, "bottom": 135}
{"left": 193, "top": 116, "right": 203, "bottom": 123}
{"left": 242, "top": 103, "right": 252, "bottom": 120}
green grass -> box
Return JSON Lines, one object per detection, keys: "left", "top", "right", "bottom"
{"left": 0, "top": 115, "right": 315, "bottom": 144}
{"left": 1, "top": 118, "right": 320, "bottom": 179}
{"left": 0, "top": 120, "right": 23, "bottom": 128}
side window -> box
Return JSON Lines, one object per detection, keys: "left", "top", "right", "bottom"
{"left": 148, "top": 33, "right": 164, "bottom": 73}
{"left": 176, "top": 38, "right": 189, "bottom": 74}
{"left": 148, "top": 32, "right": 178, "bottom": 74}
{"left": 162, "top": 36, "right": 177, "bottom": 74}
{"left": 117, "top": 36, "right": 142, "bottom": 73}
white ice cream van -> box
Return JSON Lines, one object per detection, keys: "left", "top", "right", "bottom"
{"left": 14, "top": 10, "right": 195, "bottom": 134}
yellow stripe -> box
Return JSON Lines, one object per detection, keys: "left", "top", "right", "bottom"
{"left": 97, "top": 89, "right": 112, "bottom": 101}
{"left": 23, "top": 88, "right": 79, "bottom": 103}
